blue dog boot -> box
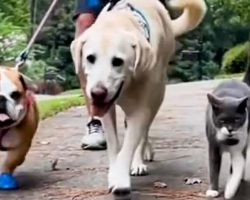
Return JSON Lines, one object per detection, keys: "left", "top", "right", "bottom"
{"left": 0, "top": 173, "right": 19, "bottom": 190}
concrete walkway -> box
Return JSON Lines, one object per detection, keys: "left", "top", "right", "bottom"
{"left": 1, "top": 79, "right": 250, "bottom": 200}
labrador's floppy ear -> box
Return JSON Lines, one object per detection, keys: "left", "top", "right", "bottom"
{"left": 70, "top": 32, "right": 89, "bottom": 74}
{"left": 132, "top": 33, "right": 156, "bottom": 77}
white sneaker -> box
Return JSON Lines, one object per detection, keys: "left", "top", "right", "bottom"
{"left": 81, "top": 118, "right": 107, "bottom": 150}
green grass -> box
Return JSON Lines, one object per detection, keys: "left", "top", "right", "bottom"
{"left": 215, "top": 73, "right": 244, "bottom": 80}
{"left": 38, "top": 95, "right": 85, "bottom": 120}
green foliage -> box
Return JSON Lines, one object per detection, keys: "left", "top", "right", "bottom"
{"left": 0, "top": 0, "right": 30, "bottom": 32}
{"left": 169, "top": 35, "right": 220, "bottom": 81}
{"left": 228, "top": 0, "right": 250, "bottom": 24}
{"left": 32, "top": 0, "right": 77, "bottom": 90}
{"left": 22, "top": 60, "right": 47, "bottom": 81}
{"left": 222, "top": 42, "right": 249, "bottom": 73}
{"left": 169, "top": 0, "right": 250, "bottom": 81}
{"left": 0, "top": 0, "right": 29, "bottom": 65}
{"left": 0, "top": 15, "right": 26, "bottom": 64}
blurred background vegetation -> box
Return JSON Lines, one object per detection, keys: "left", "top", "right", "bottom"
{"left": 0, "top": 0, "right": 249, "bottom": 94}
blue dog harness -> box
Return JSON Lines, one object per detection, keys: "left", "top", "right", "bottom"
{"left": 106, "top": 0, "right": 151, "bottom": 42}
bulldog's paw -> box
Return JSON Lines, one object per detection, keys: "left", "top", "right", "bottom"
{"left": 0, "top": 173, "right": 19, "bottom": 190}
{"left": 130, "top": 163, "right": 148, "bottom": 176}
{"left": 206, "top": 189, "right": 220, "bottom": 198}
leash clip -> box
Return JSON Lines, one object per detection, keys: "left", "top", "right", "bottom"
{"left": 15, "top": 49, "right": 29, "bottom": 70}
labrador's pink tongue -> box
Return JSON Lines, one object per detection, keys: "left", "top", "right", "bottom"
{"left": 0, "top": 113, "right": 10, "bottom": 121}
{"left": 91, "top": 104, "right": 109, "bottom": 117}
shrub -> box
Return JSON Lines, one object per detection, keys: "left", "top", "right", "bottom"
{"left": 222, "top": 42, "right": 250, "bottom": 73}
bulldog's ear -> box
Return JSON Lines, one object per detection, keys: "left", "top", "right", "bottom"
{"left": 19, "top": 73, "right": 38, "bottom": 93}
{"left": 19, "top": 74, "right": 27, "bottom": 90}
{"left": 70, "top": 32, "right": 89, "bottom": 74}
{"left": 132, "top": 33, "right": 156, "bottom": 77}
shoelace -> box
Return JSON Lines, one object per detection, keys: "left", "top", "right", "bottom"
{"left": 87, "top": 120, "right": 103, "bottom": 135}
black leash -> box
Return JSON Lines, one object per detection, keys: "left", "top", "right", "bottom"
{"left": 107, "top": 0, "right": 121, "bottom": 11}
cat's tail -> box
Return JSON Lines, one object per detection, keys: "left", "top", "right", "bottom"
{"left": 169, "top": 0, "right": 207, "bottom": 37}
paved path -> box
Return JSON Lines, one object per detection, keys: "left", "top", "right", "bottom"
{"left": 1, "top": 79, "right": 250, "bottom": 200}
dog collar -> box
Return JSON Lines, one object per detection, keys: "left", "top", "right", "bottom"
{"left": 25, "top": 91, "right": 35, "bottom": 110}
{"left": 106, "top": 0, "right": 151, "bottom": 42}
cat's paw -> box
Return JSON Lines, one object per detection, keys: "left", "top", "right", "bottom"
{"left": 206, "top": 189, "right": 220, "bottom": 198}
{"left": 143, "top": 141, "right": 154, "bottom": 162}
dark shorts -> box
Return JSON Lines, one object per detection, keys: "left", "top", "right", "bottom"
{"left": 73, "top": 0, "right": 110, "bottom": 20}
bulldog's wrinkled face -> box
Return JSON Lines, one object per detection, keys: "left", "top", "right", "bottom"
{"left": 81, "top": 30, "right": 137, "bottom": 116}
{"left": 0, "top": 68, "right": 27, "bottom": 128}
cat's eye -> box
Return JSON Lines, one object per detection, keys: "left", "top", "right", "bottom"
{"left": 234, "top": 118, "right": 241, "bottom": 123}
{"left": 219, "top": 119, "right": 225, "bottom": 124}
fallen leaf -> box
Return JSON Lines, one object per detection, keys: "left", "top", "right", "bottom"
{"left": 154, "top": 181, "right": 168, "bottom": 188}
{"left": 39, "top": 141, "right": 50, "bottom": 145}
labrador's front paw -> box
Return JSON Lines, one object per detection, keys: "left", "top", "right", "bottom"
{"left": 108, "top": 165, "right": 131, "bottom": 199}
{"left": 130, "top": 163, "right": 148, "bottom": 176}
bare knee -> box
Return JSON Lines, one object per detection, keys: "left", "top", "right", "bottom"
{"left": 75, "top": 13, "right": 96, "bottom": 37}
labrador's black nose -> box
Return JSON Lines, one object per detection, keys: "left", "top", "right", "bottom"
{"left": 91, "top": 86, "right": 108, "bottom": 103}
{"left": 227, "top": 126, "right": 233, "bottom": 134}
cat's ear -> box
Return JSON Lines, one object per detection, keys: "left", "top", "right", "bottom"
{"left": 207, "top": 93, "right": 222, "bottom": 108}
{"left": 237, "top": 96, "right": 249, "bottom": 114}
{"left": 207, "top": 93, "right": 222, "bottom": 115}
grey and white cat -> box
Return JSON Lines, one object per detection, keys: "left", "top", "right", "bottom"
{"left": 205, "top": 80, "right": 250, "bottom": 199}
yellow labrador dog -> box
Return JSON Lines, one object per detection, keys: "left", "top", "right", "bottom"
{"left": 71, "top": 0, "right": 206, "bottom": 197}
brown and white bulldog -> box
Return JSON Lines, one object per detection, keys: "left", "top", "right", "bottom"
{"left": 0, "top": 67, "right": 39, "bottom": 175}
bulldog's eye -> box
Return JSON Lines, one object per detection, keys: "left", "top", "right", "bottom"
{"left": 86, "top": 54, "right": 96, "bottom": 64}
{"left": 10, "top": 91, "right": 21, "bottom": 101}
{"left": 112, "top": 57, "right": 124, "bottom": 67}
